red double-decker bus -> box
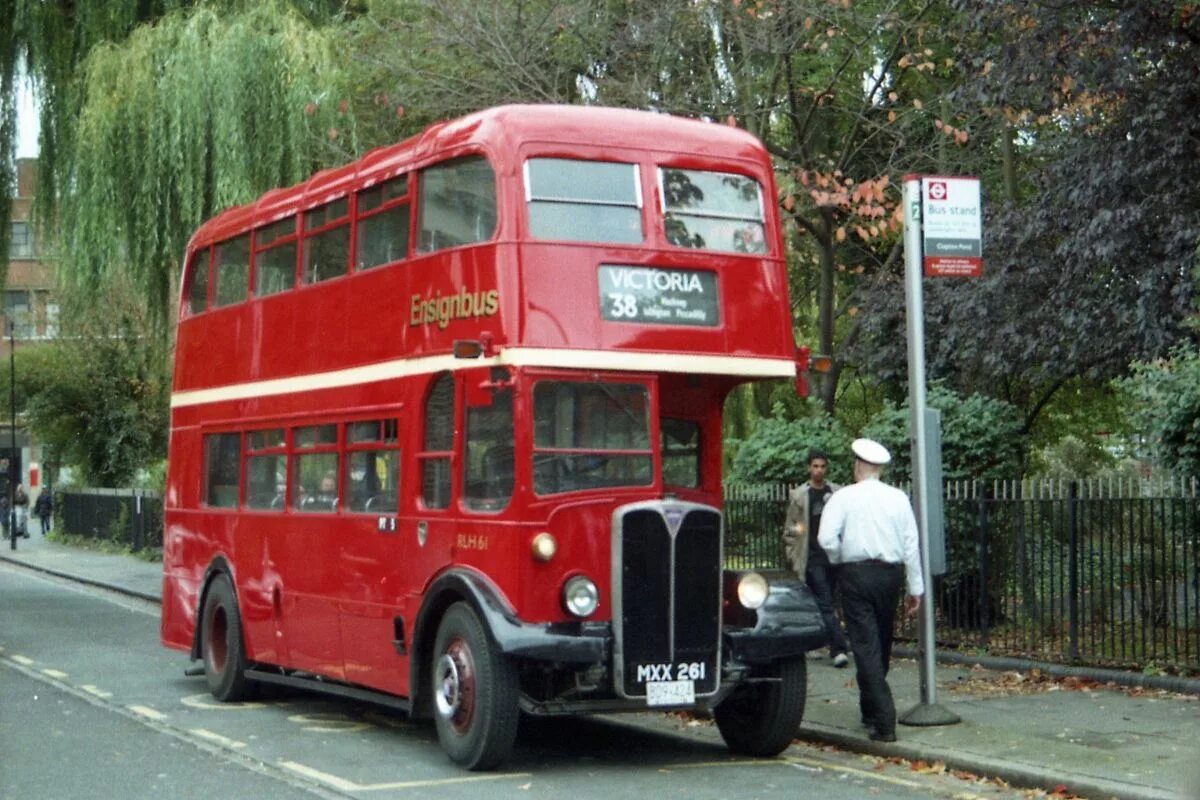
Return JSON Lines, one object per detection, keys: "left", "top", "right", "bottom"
{"left": 161, "top": 104, "right": 826, "bottom": 769}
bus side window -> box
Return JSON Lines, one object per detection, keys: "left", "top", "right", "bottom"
{"left": 346, "top": 419, "right": 400, "bottom": 513}
{"left": 356, "top": 176, "right": 410, "bottom": 270}
{"left": 244, "top": 428, "right": 286, "bottom": 510}
{"left": 291, "top": 424, "right": 339, "bottom": 513}
{"left": 302, "top": 198, "right": 350, "bottom": 285}
{"left": 203, "top": 433, "right": 241, "bottom": 508}
{"left": 212, "top": 234, "right": 251, "bottom": 308}
{"left": 419, "top": 373, "right": 454, "bottom": 509}
{"left": 186, "top": 247, "right": 211, "bottom": 314}
{"left": 255, "top": 216, "right": 298, "bottom": 297}
{"left": 661, "top": 417, "right": 701, "bottom": 489}
{"left": 464, "top": 377, "right": 514, "bottom": 512}
{"left": 417, "top": 157, "right": 496, "bottom": 253}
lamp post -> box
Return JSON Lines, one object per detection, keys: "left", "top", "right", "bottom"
{"left": 8, "top": 320, "right": 15, "bottom": 551}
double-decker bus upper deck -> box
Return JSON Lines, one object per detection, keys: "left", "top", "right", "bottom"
{"left": 172, "top": 105, "right": 796, "bottom": 411}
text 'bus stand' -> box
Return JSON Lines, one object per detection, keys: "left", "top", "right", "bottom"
{"left": 899, "top": 174, "right": 963, "bottom": 727}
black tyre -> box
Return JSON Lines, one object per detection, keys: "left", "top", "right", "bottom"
{"left": 431, "top": 602, "right": 519, "bottom": 770}
{"left": 714, "top": 656, "right": 807, "bottom": 757}
{"left": 200, "top": 573, "right": 254, "bottom": 702}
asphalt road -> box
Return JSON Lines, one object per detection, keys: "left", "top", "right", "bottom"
{"left": 1, "top": 562, "right": 1037, "bottom": 800}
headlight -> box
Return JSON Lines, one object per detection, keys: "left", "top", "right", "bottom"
{"left": 562, "top": 575, "right": 599, "bottom": 618}
{"left": 736, "top": 572, "right": 769, "bottom": 610}
{"left": 531, "top": 532, "right": 557, "bottom": 561}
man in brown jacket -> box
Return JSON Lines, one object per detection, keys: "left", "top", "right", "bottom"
{"left": 783, "top": 450, "right": 850, "bottom": 667}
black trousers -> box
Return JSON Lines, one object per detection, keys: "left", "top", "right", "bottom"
{"left": 837, "top": 560, "right": 904, "bottom": 734}
{"left": 805, "top": 549, "right": 850, "bottom": 654}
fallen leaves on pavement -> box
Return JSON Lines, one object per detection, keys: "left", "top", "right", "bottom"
{"left": 942, "top": 665, "right": 1198, "bottom": 700}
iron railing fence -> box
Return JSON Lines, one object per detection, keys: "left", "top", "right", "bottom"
{"left": 57, "top": 489, "right": 163, "bottom": 551}
{"left": 53, "top": 478, "right": 1199, "bottom": 669}
{"left": 723, "top": 478, "right": 1200, "bottom": 672}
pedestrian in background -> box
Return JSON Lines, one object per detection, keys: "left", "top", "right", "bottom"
{"left": 13, "top": 483, "right": 29, "bottom": 538}
{"left": 34, "top": 490, "right": 52, "bottom": 535}
{"left": 783, "top": 450, "right": 850, "bottom": 667}
{"left": 818, "top": 438, "right": 924, "bottom": 743}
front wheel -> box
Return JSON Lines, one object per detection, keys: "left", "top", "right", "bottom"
{"left": 200, "top": 573, "right": 254, "bottom": 702}
{"left": 714, "top": 656, "right": 807, "bottom": 757}
{"left": 431, "top": 602, "right": 519, "bottom": 770}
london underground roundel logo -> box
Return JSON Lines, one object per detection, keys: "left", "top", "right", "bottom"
{"left": 927, "top": 180, "right": 948, "bottom": 201}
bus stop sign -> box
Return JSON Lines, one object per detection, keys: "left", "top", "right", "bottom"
{"left": 921, "top": 176, "right": 981, "bottom": 277}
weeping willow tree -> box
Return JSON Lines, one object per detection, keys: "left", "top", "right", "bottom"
{"left": 0, "top": 0, "right": 350, "bottom": 312}
{"left": 58, "top": 3, "right": 352, "bottom": 323}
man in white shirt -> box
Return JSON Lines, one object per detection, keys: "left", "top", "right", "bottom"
{"left": 817, "top": 438, "right": 924, "bottom": 742}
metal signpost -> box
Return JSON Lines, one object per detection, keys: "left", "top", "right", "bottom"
{"left": 7, "top": 320, "right": 15, "bottom": 551}
{"left": 899, "top": 174, "right": 980, "bottom": 727}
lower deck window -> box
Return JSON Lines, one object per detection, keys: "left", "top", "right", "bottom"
{"left": 464, "top": 378, "right": 514, "bottom": 511}
{"left": 345, "top": 419, "right": 401, "bottom": 513}
{"left": 532, "top": 380, "right": 652, "bottom": 495}
{"left": 246, "top": 454, "right": 286, "bottom": 509}
{"left": 292, "top": 452, "right": 339, "bottom": 513}
{"left": 204, "top": 433, "right": 241, "bottom": 508}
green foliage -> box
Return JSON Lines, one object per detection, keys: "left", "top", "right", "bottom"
{"left": 728, "top": 414, "right": 852, "bottom": 486}
{"left": 2, "top": 0, "right": 348, "bottom": 290}
{"left": 1030, "top": 435, "right": 1119, "bottom": 479}
{"left": 1024, "top": 380, "right": 1133, "bottom": 476}
{"left": 15, "top": 278, "right": 169, "bottom": 486}
{"left": 859, "top": 384, "right": 1026, "bottom": 484}
{"left": 858, "top": 4, "right": 1200, "bottom": 433}
{"left": 728, "top": 384, "right": 1026, "bottom": 486}
{"left": 57, "top": 2, "right": 348, "bottom": 324}
{"left": 1121, "top": 346, "right": 1200, "bottom": 477}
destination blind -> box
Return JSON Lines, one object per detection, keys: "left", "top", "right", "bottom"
{"left": 598, "top": 265, "right": 719, "bottom": 327}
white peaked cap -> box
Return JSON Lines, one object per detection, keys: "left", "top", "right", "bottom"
{"left": 851, "top": 438, "right": 891, "bottom": 465}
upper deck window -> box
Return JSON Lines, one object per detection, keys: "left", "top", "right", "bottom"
{"left": 532, "top": 381, "right": 652, "bottom": 496}
{"left": 525, "top": 158, "right": 642, "bottom": 244}
{"left": 186, "top": 248, "right": 210, "bottom": 314}
{"left": 255, "top": 216, "right": 298, "bottom": 297}
{"left": 417, "top": 157, "right": 496, "bottom": 253}
{"left": 660, "top": 168, "right": 766, "bottom": 254}
{"left": 302, "top": 199, "right": 350, "bottom": 285}
{"left": 356, "top": 176, "right": 410, "bottom": 270}
{"left": 212, "top": 235, "right": 250, "bottom": 308}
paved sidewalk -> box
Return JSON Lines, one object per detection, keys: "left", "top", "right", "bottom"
{"left": 3, "top": 532, "right": 1199, "bottom": 800}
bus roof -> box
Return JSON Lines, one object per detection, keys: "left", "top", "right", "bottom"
{"left": 187, "top": 104, "right": 769, "bottom": 251}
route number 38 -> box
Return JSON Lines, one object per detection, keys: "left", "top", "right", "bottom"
{"left": 608, "top": 293, "right": 639, "bottom": 318}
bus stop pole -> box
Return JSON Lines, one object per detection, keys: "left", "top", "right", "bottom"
{"left": 8, "top": 321, "right": 16, "bottom": 551}
{"left": 899, "top": 175, "right": 958, "bottom": 727}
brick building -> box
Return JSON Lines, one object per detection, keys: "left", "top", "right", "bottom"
{"left": 4, "top": 157, "right": 57, "bottom": 524}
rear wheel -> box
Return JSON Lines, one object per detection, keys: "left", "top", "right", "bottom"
{"left": 431, "top": 602, "right": 519, "bottom": 770}
{"left": 714, "top": 656, "right": 807, "bottom": 757}
{"left": 201, "top": 573, "right": 254, "bottom": 702}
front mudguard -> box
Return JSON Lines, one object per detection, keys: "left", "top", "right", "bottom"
{"left": 723, "top": 573, "right": 828, "bottom": 665}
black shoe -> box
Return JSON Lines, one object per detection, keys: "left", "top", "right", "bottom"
{"left": 868, "top": 728, "right": 897, "bottom": 743}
